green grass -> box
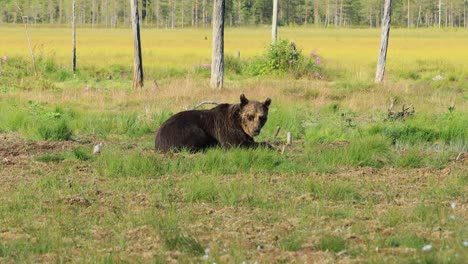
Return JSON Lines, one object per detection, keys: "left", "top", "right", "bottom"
{"left": 0, "top": 26, "right": 467, "bottom": 263}
{"left": 317, "top": 235, "right": 347, "bottom": 253}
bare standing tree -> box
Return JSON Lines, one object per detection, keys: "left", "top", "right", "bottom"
{"left": 375, "top": 0, "right": 393, "bottom": 83}
{"left": 130, "top": 0, "right": 144, "bottom": 89}
{"left": 72, "top": 0, "right": 76, "bottom": 74}
{"left": 210, "top": 0, "right": 225, "bottom": 89}
{"left": 272, "top": 0, "right": 278, "bottom": 44}
{"left": 439, "top": 0, "right": 442, "bottom": 27}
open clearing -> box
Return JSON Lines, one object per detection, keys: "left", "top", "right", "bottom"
{"left": 0, "top": 26, "right": 467, "bottom": 263}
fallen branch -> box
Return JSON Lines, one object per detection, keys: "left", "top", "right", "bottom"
{"left": 273, "top": 126, "right": 281, "bottom": 139}
{"left": 193, "top": 101, "right": 220, "bottom": 110}
{"left": 387, "top": 97, "right": 415, "bottom": 121}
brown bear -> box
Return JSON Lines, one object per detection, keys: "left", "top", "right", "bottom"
{"left": 155, "top": 94, "right": 271, "bottom": 152}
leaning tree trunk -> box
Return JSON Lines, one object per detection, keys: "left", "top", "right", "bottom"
{"left": 375, "top": 0, "right": 393, "bottom": 84}
{"left": 272, "top": 0, "right": 278, "bottom": 44}
{"left": 130, "top": 0, "right": 144, "bottom": 89}
{"left": 72, "top": 0, "right": 76, "bottom": 74}
{"left": 210, "top": 0, "right": 225, "bottom": 89}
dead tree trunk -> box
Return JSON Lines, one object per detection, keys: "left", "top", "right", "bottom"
{"left": 272, "top": 0, "right": 278, "bottom": 44}
{"left": 375, "top": 0, "right": 393, "bottom": 84}
{"left": 130, "top": 0, "right": 144, "bottom": 89}
{"left": 72, "top": 0, "right": 76, "bottom": 74}
{"left": 210, "top": 0, "right": 225, "bottom": 89}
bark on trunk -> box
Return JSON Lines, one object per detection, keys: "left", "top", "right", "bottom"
{"left": 210, "top": 0, "right": 225, "bottom": 89}
{"left": 272, "top": 0, "right": 278, "bottom": 44}
{"left": 72, "top": 0, "right": 76, "bottom": 74}
{"left": 375, "top": 0, "right": 393, "bottom": 83}
{"left": 130, "top": 0, "right": 144, "bottom": 89}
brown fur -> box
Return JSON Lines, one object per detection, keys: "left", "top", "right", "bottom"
{"left": 155, "top": 94, "right": 271, "bottom": 152}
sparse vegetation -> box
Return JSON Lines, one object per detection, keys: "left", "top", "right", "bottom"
{"left": 0, "top": 27, "right": 466, "bottom": 263}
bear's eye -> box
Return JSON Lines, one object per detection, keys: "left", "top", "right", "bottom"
{"left": 248, "top": 115, "right": 255, "bottom": 121}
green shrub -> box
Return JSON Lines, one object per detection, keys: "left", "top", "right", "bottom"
{"left": 244, "top": 39, "right": 323, "bottom": 78}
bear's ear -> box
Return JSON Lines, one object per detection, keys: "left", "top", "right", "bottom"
{"left": 264, "top": 97, "right": 271, "bottom": 108}
{"left": 240, "top": 94, "right": 249, "bottom": 108}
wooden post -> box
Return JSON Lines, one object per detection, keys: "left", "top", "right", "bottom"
{"left": 272, "top": 0, "right": 278, "bottom": 44}
{"left": 375, "top": 0, "right": 393, "bottom": 84}
{"left": 210, "top": 0, "right": 225, "bottom": 89}
{"left": 130, "top": 0, "right": 144, "bottom": 89}
{"left": 72, "top": 0, "right": 76, "bottom": 75}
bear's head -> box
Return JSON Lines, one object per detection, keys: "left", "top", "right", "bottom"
{"left": 239, "top": 94, "right": 271, "bottom": 137}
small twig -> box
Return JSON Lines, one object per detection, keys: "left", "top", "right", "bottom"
{"left": 273, "top": 126, "right": 281, "bottom": 139}
{"left": 193, "top": 101, "right": 220, "bottom": 110}
{"left": 455, "top": 152, "right": 463, "bottom": 161}
{"left": 281, "top": 145, "right": 286, "bottom": 155}
{"left": 15, "top": 3, "right": 37, "bottom": 78}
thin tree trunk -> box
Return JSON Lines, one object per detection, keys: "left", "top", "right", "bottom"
{"left": 92, "top": 0, "right": 95, "bottom": 27}
{"left": 340, "top": 0, "right": 343, "bottom": 26}
{"left": 445, "top": 2, "right": 448, "bottom": 27}
{"left": 203, "top": 0, "right": 207, "bottom": 27}
{"left": 59, "top": 0, "right": 62, "bottom": 24}
{"left": 195, "top": 0, "right": 198, "bottom": 27}
{"left": 439, "top": 0, "right": 442, "bottom": 27}
{"left": 305, "top": 7, "right": 309, "bottom": 24}
{"left": 407, "top": 0, "right": 410, "bottom": 28}
{"left": 191, "top": 0, "right": 195, "bottom": 26}
{"left": 210, "top": 0, "right": 225, "bottom": 89}
{"left": 130, "top": 0, "right": 144, "bottom": 89}
{"left": 238, "top": 0, "right": 241, "bottom": 26}
{"left": 181, "top": 2, "right": 184, "bottom": 27}
{"left": 72, "top": 0, "right": 76, "bottom": 74}
{"left": 272, "top": 0, "right": 278, "bottom": 44}
{"left": 49, "top": 0, "right": 54, "bottom": 24}
{"left": 465, "top": 0, "right": 467, "bottom": 29}
{"left": 325, "top": 0, "right": 330, "bottom": 27}
{"left": 334, "top": 0, "right": 338, "bottom": 27}
{"left": 171, "top": 0, "right": 175, "bottom": 29}
{"left": 375, "top": 0, "right": 393, "bottom": 83}
{"left": 416, "top": 4, "right": 421, "bottom": 28}
{"left": 314, "top": 0, "right": 320, "bottom": 26}
{"left": 156, "top": 0, "right": 160, "bottom": 28}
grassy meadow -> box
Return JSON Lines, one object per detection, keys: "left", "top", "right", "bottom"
{"left": 0, "top": 25, "right": 467, "bottom": 263}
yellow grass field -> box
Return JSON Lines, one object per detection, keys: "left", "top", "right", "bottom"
{"left": 1, "top": 25, "right": 467, "bottom": 75}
